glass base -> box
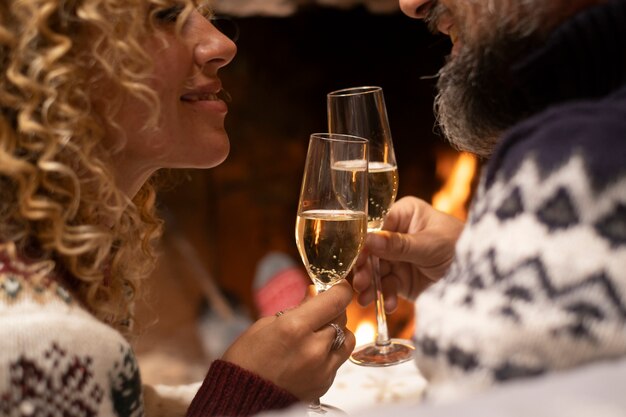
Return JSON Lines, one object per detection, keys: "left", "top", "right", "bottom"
{"left": 349, "top": 338, "right": 415, "bottom": 367}
{"left": 307, "top": 402, "right": 347, "bottom": 416}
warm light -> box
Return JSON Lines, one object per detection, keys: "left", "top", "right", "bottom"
{"left": 432, "top": 152, "right": 477, "bottom": 220}
{"left": 355, "top": 320, "right": 376, "bottom": 346}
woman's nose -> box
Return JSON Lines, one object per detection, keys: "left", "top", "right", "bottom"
{"left": 399, "top": 0, "right": 433, "bottom": 19}
{"left": 194, "top": 15, "right": 237, "bottom": 71}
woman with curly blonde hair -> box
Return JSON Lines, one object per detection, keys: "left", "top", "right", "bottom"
{"left": 0, "top": 1, "right": 356, "bottom": 415}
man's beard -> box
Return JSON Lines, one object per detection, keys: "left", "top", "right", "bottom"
{"left": 427, "top": 2, "right": 550, "bottom": 158}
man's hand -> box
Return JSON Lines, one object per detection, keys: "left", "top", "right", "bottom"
{"left": 352, "top": 196, "right": 464, "bottom": 312}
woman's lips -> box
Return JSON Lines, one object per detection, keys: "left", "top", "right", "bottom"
{"left": 180, "top": 92, "right": 219, "bottom": 102}
{"left": 180, "top": 91, "right": 228, "bottom": 113}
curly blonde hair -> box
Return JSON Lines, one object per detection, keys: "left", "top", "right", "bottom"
{"left": 0, "top": 0, "right": 206, "bottom": 334}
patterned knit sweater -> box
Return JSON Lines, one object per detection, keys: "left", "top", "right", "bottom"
{"left": 413, "top": 0, "right": 626, "bottom": 402}
{"left": 0, "top": 247, "right": 297, "bottom": 417}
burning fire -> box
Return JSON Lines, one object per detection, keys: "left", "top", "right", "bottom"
{"left": 349, "top": 149, "right": 477, "bottom": 344}
{"left": 354, "top": 320, "right": 376, "bottom": 346}
{"left": 432, "top": 151, "right": 477, "bottom": 220}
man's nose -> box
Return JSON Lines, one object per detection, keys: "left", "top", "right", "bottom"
{"left": 399, "top": 0, "right": 432, "bottom": 19}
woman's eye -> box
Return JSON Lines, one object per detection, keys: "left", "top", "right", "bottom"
{"left": 154, "top": 5, "right": 185, "bottom": 23}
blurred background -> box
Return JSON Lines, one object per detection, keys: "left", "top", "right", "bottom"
{"left": 132, "top": 2, "right": 481, "bottom": 385}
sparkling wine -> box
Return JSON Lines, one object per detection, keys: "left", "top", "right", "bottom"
{"left": 367, "top": 162, "right": 398, "bottom": 231}
{"left": 296, "top": 209, "right": 367, "bottom": 291}
{"left": 331, "top": 159, "right": 368, "bottom": 212}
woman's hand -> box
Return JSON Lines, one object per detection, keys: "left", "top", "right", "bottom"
{"left": 352, "top": 196, "right": 464, "bottom": 313}
{"left": 221, "top": 280, "right": 356, "bottom": 401}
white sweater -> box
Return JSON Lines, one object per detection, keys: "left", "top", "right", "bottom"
{"left": 0, "top": 256, "right": 198, "bottom": 417}
{"left": 414, "top": 85, "right": 626, "bottom": 402}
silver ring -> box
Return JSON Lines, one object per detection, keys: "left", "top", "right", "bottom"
{"left": 328, "top": 323, "right": 346, "bottom": 350}
{"left": 275, "top": 310, "right": 285, "bottom": 317}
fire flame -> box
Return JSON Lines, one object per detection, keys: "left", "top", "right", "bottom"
{"left": 354, "top": 320, "right": 376, "bottom": 346}
{"left": 432, "top": 152, "right": 477, "bottom": 219}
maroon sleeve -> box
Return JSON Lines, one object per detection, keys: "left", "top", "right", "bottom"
{"left": 186, "top": 360, "right": 299, "bottom": 417}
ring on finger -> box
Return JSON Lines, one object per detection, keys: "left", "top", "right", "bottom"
{"left": 328, "top": 323, "right": 346, "bottom": 350}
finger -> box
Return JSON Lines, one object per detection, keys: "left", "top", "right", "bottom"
{"left": 320, "top": 323, "right": 345, "bottom": 351}
{"left": 352, "top": 264, "right": 373, "bottom": 294}
{"left": 342, "top": 328, "right": 356, "bottom": 354}
{"left": 377, "top": 258, "right": 392, "bottom": 277}
{"left": 357, "top": 287, "right": 375, "bottom": 307}
{"left": 366, "top": 231, "right": 427, "bottom": 263}
{"left": 354, "top": 247, "right": 370, "bottom": 268}
{"left": 328, "top": 327, "right": 355, "bottom": 362}
{"left": 381, "top": 276, "right": 399, "bottom": 313}
{"left": 379, "top": 196, "right": 422, "bottom": 231}
{"left": 334, "top": 312, "right": 348, "bottom": 328}
{"left": 291, "top": 280, "right": 353, "bottom": 329}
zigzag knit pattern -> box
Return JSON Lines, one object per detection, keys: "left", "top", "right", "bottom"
{"left": 412, "top": 0, "right": 626, "bottom": 398}
{"left": 413, "top": 95, "right": 626, "bottom": 402}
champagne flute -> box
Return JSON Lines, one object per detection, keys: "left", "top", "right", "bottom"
{"left": 327, "top": 86, "right": 415, "bottom": 367}
{"left": 295, "top": 133, "right": 368, "bottom": 415}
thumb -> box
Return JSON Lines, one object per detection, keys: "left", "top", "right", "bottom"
{"left": 365, "top": 230, "right": 424, "bottom": 263}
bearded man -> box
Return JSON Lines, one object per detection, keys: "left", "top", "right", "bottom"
{"left": 352, "top": 0, "right": 626, "bottom": 402}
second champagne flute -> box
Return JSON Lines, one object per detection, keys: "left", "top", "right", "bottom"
{"left": 295, "top": 132, "right": 369, "bottom": 415}
{"left": 327, "top": 86, "right": 415, "bottom": 366}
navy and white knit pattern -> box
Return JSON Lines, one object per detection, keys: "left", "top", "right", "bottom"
{"left": 409, "top": 2, "right": 626, "bottom": 389}
{"left": 413, "top": 124, "right": 626, "bottom": 402}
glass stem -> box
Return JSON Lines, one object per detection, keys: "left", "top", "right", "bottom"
{"left": 308, "top": 287, "right": 329, "bottom": 414}
{"left": 308, "top": 398, "right": 324, "bottom": 414}
{"left": 371, "top": 254, "right": 391, "bottom": 347}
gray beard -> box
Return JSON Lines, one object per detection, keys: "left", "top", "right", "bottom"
{"left": 428, "top": 2, "right": 550, "bottom": 158}
{"left": 434, "top": 45, "right": 523, "bottom": 158}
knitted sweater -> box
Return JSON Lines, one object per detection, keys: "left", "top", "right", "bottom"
{"left": 413, "top": 0, "right": 626, "bottom": 402}
{"left": 0, "top": 248, "right": 297, "bottom": 416}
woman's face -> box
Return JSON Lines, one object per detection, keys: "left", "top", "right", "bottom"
{"left": 107, "top": 6, "right": 237, "bottom": 196}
